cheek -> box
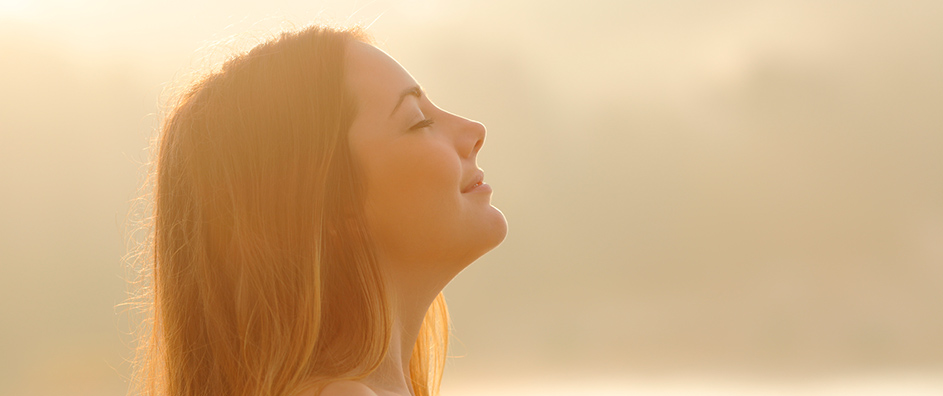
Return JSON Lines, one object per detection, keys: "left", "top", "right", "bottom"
{"left": 362, "top": 140, "right": 462, "bottom": 248}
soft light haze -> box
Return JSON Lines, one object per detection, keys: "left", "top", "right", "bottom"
{"left": 1, "top": 1, "right": 941, "bottom": 395}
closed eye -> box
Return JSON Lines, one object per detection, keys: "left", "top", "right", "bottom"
{"left": 410, "top": 117, "right": 435, "bottom": 131}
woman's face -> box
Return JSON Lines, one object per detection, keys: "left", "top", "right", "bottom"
{"left": 345, "top": 41, "right": 507, "bottom": 275}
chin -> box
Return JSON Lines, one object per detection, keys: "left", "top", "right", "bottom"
{"left": 476, "top": 205, "right": 509, "bottom": 256}
{"left": 490, "top": 206, "right": 509, "bottom": 243}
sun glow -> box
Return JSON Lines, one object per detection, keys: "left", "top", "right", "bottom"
{"left": 0, "top": 0, "right": 31, "bottom": 18}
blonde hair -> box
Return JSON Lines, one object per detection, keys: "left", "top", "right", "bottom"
{"left": 129, "top": 24, "right": 448, "bottom": 396}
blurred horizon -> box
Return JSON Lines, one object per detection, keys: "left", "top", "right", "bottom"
{"left": 1, "top": 1, "right": 942, "bottom": 395}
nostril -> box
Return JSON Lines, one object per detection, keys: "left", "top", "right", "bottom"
{"left": 459, "top": 120, "right": 485, "bottom": 157}
{"left": 465, "top": 120, "right": 486, "bottom": 158}
{"left": 472, "top": 135, "right": 483, "bottom": 155}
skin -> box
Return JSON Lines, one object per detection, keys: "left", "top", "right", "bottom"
{"left": 322, "top": 41, "right": 508, "bottom": 396}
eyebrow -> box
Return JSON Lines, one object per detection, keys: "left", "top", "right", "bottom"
{"left": 389, "top": 85, "right": 423, "bottom": 117}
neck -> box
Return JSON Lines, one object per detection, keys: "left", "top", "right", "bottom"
{"left": 359, "top": 262, "right": 448, "bottom": 396}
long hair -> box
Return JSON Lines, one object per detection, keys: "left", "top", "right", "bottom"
{"left": 128, "top": 24, "right": 449, "bottom": 396}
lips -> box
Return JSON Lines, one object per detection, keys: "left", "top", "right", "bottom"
{"left": 461, "top": 171, "right": 484, "bottom": 193}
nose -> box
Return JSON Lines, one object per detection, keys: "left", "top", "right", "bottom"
{"left": 458, "top": 117, "right": 486, "bottom": 159}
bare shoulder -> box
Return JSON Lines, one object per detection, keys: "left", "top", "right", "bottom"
{"left": 316, "top": 380, "right": 378, "bottom": 396}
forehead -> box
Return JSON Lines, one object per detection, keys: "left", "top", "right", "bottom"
{"left": 345, "top": 41, "right": 418, "bottom": 115}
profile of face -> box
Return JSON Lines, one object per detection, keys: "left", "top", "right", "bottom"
{"left": 345, "top": 41, "right": 507, "bottom": 282}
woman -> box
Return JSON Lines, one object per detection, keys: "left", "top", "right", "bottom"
{"left": 132, "top": 25, "right": 507, "bottom": 396}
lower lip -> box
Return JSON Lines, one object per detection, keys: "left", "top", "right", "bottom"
{"left": 464, "top": 182, "right": 492, "bottom": 194}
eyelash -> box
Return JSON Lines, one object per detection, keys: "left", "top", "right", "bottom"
{"left": 410, "top": 117, "right": 435, "bottom": 131}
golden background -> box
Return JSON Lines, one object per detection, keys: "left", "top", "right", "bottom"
{"left": 0, "top": 1, "right": 941, "bottom": 394}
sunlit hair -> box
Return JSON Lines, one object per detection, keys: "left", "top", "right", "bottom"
{"left": 128, "top": 24, "right": 449, "bottom": 396}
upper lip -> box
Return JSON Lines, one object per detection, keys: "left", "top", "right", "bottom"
{"left": 461, "top": 171, "right": 484, "bottom": 193}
